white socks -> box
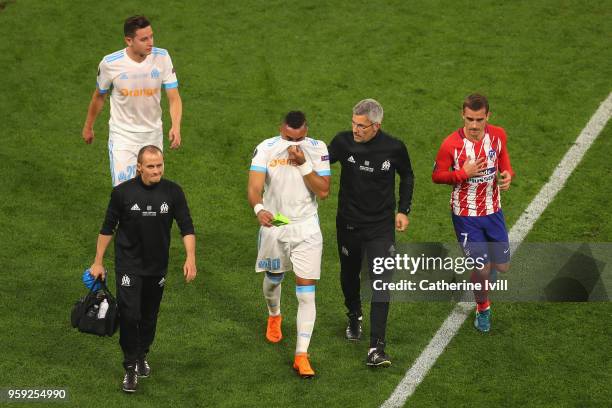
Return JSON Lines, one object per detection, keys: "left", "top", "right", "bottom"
{"left": 295, "top": 285, "right": 316, "bottom": 354}
{"left": 263, "top": 275, "right": 317, "bottom": 354}
{"left": 263, "top": 273, "right": 283, "bottom": 316}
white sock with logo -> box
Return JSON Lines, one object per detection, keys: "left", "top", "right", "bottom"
{"left": 295, "top": 285, "right": 316, "bottom": 354}
{"left": 263, "top": 273, "right": 283, "bottom": 316}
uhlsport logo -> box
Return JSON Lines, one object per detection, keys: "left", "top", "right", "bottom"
{"left": 121, "top": 275, "right": 131, "bottom": 287}
{"left": 160, "top": 202, "right": 169, "bottom": 214}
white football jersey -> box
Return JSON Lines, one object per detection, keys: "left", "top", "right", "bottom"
{"left": 96, "top": 47, "right": 178, "bottom": 140}
{"left": 250, "top": 136, "right": 331, "bottom": 222}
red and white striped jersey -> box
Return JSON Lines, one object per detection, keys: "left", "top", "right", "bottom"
{"left": 432, "top": 124, "right": 514, "bottom": 216}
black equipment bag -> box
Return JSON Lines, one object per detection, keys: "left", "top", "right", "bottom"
{"left": 71, "top": 278, "right": 119, "bottom": 337}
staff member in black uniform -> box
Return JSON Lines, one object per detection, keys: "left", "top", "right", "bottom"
{"left": 89, "top": 145, "right": 197, "bottom": 393}
{"left": 328, "top": 99, "right": 414, "bottom": 367}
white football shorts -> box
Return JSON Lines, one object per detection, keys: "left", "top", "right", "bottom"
{"left": 108, "top": 126, "right": 163, "bottom": 186}
{"left": 255, "top": 214, "right": 322, "bottom": 280}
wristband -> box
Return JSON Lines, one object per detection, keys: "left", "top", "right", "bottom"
{"left": 254, "top": 203, "right": 265, "bottom": 216}
{"left": 298, "top": 161, "right": 313, "bottom": 176}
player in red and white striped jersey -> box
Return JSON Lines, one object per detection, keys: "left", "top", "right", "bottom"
{"left": 432, "top": 93, "right": 514, "bottom": 332}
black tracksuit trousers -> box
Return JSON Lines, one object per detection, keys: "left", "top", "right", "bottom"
{"left": 116, "top": 272, "right": 165, "bottom": 368}
{"left": 336, "top": 216, "right": 395, "bottom": 347}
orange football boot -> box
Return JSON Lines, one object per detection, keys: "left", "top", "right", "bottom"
{"left": 293, "top": 353, "right": 315, "bottom": 378}
{"left": 266, "top": 315, "right": 283, "bottom": 343}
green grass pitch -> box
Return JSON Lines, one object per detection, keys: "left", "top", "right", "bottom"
{"left": 0, "top": 1, "right": 610, "bottom": 407}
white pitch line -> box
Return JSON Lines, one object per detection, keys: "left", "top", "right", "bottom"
{"left": 381, "top": 92, "right": 612, "bottom": 408}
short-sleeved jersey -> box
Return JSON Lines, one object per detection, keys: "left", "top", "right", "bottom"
{"left": 96, "top": 47, "right": 178, "bottom": 138}
{"left": 250, "top": 136, "right": 331, "bottom": 222}
{"left": 432, "top": 124, "right": 514, "bottom": 217}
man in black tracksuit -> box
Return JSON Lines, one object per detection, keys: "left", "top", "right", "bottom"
{"left": 328, "top": 99, "right": 414, "bottom": 367}
{"left": 89, "top": 145, "right": 197, "bottom": 393}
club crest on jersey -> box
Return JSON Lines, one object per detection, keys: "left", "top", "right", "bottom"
{"left": 488, "top": 149, "right": 496, "bottom": 160}
{"left": 121, "top": 275, "right": 131, "bottom": 287}
{"left": 160, "top": 202, "right": 169, "bottom": 214}
{"left": 381, "top": 160, "right": 391, "bottom": 171}
{"left": 151, "top": 68, "right": 160, "bottom": 79}
{"left": 120, "top": 72, "right": 128, "bottom": 80}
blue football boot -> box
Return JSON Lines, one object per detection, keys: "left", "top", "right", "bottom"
{"left": 474, "top": 308, "right": 491, "bottom": 333}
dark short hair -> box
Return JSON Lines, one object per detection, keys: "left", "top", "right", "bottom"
{"left": 463, "top": 93, "right": 489, "bottom": 113}
{"left": 124, "top": 15, "right": 150, "bottom": 38}
{"left": 137, "top": 145, "right": 163, "bottom": 164}
{"left": 284, "top": 111, "right": 307, "bottom": 129}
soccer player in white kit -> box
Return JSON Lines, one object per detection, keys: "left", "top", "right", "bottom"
{"left": 247, "top": 111, "right": 331, "bottom": 378}
{"left": 82, "top": 15, "right": 182, "bottom": 186}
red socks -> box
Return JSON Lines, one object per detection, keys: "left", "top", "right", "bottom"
{"left": 477, "top": 300, "right": 491, "bottom": 312}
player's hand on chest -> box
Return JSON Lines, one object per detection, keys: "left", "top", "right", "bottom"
{"left": 457, "top": 148, "right": 498, "bottom": 169}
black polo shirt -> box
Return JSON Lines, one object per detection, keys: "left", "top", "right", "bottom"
{"left": 328, "top": 130, "right": 414, "bottom": 226}
{"left": 100, "top": 176, "right": 195, "bottom": 276}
